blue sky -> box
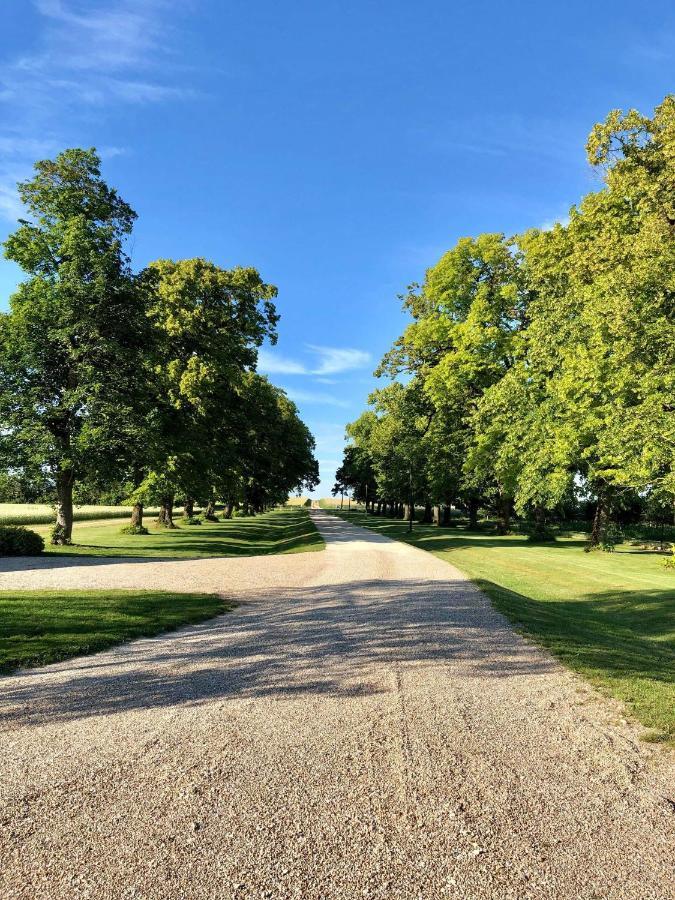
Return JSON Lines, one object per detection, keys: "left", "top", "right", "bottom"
{"left": 1, "top": 1, "right": 674, "bottom": 497}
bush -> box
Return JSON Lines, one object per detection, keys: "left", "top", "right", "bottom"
{"left": 0, "top": 525, "right": 44, "bottom": 556}
{"left": 662, "top": 557, "right": 675, "bottom": 570}
{"left": 119, "top": 524, "right": 149, "bottom": 535}
{"left": 181, "top": 516, "right": 202, "bottom": 526}
{"left": 602, "top": 522, "right": 624, "bottom": 552}
{"left": 49, "top": 523, "right": 70, "bottom": 545}
{"left": 525, "top": 523, "right": 557, "bottom": 543}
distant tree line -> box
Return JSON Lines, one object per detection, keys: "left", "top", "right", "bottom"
{"left": 335, "top": 98, "right": 675, "bottom": 548}
{"left": 0, "top": 149, "right": 318, "bottom": 542}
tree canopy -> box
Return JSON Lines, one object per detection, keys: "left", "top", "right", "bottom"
{"left": 339, "top": 97, "right": 675, "bottom": 546}
{"left": 0, "top": 148, "right": 318, "bottom": 540}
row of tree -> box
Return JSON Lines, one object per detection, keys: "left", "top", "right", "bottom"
{"left": 336, "top": 98, "right": 675, "bottom": 547}
{"left": 0, "top": 149, "right": 318, "bottom": 542}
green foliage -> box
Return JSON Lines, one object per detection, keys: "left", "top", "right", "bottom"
{"left": 0, "top": 525, "right": 45, "bottom": 556}
{"left": 0, "top": 148, "right": 319, "bottom": 541}
{"left": 119, "top": 524, "right": 149, "bottom": 535}
{"left": 525, "top": 523, "right": 557, "bottom": 543}
{"left": 0, "top": 148, "right": 156, "bottom": 542}
{"left": 49, "top": 523, "right": 70, "bottom": 546}
{"left": 601, "top": 523, "right": 624, "bottom": 552}
{"left": 181, "top": 516, "right": 202, "bottom": 525}
{"left": 342, "top": 95, "right": 675, "bottom": 546}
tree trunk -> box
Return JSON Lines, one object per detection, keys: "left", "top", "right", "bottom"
{"left": 130, "top": 502, "right": 144, "bottom": 529}
{"left": 184, "top": 496, "right": 194, "bottom": 518}
{"left": 423, "top": 502, "right": 433, "bottom": 524}
{"left": 468, "top": 497, "right": 479, "bottom": 530}
{"left": 433, "top": 505, "right": 441, "bottom": 526}
{"left": 53, "top": 469, "right": 74, "bottom": 544}
{"left": 443, "top": 505, "right": 453, "bottom": 526}
{"left": 496, "top": 493, "right": 512, "bottom": 535}
{"left": 224, "top": 501, "right": 234, "bottom": 519}
{"left": 204, "top": 499, "right": 217, "bottom": 520}
{"left": 157, "top": 495, "right": 176, "bottom": 528}
{"left": 589, "top": 488, "right": 609, "bottom": 548}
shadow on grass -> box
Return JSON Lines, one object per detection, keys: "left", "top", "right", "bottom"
{"left": 475, "top": 579, "right": 675, "bottom": 684}
{"left": 27, "top": 508, "right": 325, "bottom": 562}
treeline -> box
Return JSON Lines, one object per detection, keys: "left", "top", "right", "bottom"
{"left": 336, "top": 98, "right": 675, "bottom": 547}
{"left": 0, "top": 149, "right": 318, "bottom": 543}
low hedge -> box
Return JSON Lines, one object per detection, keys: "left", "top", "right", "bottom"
{"left": 0, "top": 525, "right": 45, "bottom": 556}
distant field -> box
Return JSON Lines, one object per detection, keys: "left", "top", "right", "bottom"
{"left": 0, "top": 503, "right": 196, "bottom": 526}
{"left": 285, "top": 497, "right": 311, "bottom": 507}
{"left": 319, "top": 498, "right": 364, "bottom": 509}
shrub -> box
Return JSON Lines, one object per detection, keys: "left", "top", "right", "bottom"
{"left": 119, "top": 524, "right": 149, "bottom": 535}
{"left": 525, "top": 523, "right": 557, "bottom": 543}
{"left": 49, "top": 523, "right": 71, "bottom": 545}
{"left": 662, "top": 556, "right": 675, "bottom": 570}
{"left": 602, "top": 523, "right": 624, "bottom": 552}
{"left": 0, "top": 525, "right": 44, "bottom": 556}
{"left": 182, "top": 516, "right": 202, "bottom": 526}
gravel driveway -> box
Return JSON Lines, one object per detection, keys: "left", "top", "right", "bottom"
{"left": 1, "top": 511, "right": 673, "bottom": 899}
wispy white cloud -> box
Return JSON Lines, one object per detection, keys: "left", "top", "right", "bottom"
{"left": 306, "top": 344, "right": 371, "bottom": 375}
{"left": 258, "top": 344, "right": 371, "bottom": 377}
{"left": 283, "top": 388, "right": 351, "bottom": 409}
{"left": 0, "top": 1, "right": 193, "bottom": 221}
{"left": 257, "top": 349, "right": 308, "bottom": 375}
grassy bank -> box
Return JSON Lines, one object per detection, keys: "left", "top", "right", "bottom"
{"left": 31, "top": 507, "right": 324, "bottom": 559}
{"left": 0, "top": 590, "right": 227, "bottom": 674}
{"left": 331, "top": 509, "right": 675, "bottom": 743}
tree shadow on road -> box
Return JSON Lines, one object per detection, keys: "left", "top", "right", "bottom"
{"left": 0, "top": 574, "right": 558, "bottom": 727}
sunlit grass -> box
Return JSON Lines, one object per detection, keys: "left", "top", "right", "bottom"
{"left": 0, "top": 590, "right": 228, "bottom": 674}
{"left": 29, "top": 507, "right": 325, "bottom": 559}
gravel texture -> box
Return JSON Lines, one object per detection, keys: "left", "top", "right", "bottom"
{"left": 0, "top": 510, "right": 673, "bottom": 899}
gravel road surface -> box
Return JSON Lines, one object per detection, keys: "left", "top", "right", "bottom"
{"left": 1, "top": 510, "right": 673, "bottom": 899}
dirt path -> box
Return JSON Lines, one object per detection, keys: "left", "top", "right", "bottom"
{"left": 1, "top": 511, "right": 673, "bottom": 899}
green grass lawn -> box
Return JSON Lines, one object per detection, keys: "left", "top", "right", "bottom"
{"left": 30, "top": 507, "right": 325, "bottom": 559}
{"left": 332, "top": 509, "right": 675, "bottom": 743}
{"left": 0, "top": 590, "right": 227, "bottom": 674}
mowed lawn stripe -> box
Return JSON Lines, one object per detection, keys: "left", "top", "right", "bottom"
{"left": 28, "top": 507, "right": 324, "bottom": 559}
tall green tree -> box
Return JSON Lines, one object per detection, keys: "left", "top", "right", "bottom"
{"left": 0, "top": 148, "right": 153, "bottom": 542}
{"left": 136, "top": 257, "right": 280, "bottom": 526}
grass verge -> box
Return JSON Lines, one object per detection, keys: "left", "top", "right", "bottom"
{"left": 30, "top": 507, "right": 325, "bottom": 559}
{"left": 331, "top": 509, "right": 675, "bottom": 743}
{"left": 0, "top": 590, "right": 228, "bottom": 674}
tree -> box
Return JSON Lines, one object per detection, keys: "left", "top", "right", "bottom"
{"left": 377, "top": 233, "right": 530, "bottom": 533}
{"left": 0, "top": 149, "right": 153, "bottom": 542}
{"left": 137, "top": 258, "right": 280, "bottom": 526}
{"left": 473, "top": 98, "right": 675, "bottom": 545}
